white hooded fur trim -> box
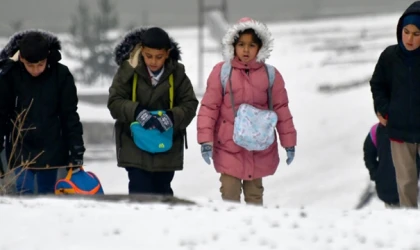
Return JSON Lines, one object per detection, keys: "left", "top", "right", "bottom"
{"left": 222, "top": 19, "right": 273, "bottom": 62}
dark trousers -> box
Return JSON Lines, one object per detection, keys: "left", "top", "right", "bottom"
{"left": 125, "top": 167, "right": 175, "bottom": 196}
{"left": 14, "top": 166, "right": 58, "bottom": 194}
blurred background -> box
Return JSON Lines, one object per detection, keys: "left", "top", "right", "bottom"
{"left": 0, "top": 0, "right": 414, "bottom": 35}
{"left": 0, "top": 0, "right": 415, "bottom": 208}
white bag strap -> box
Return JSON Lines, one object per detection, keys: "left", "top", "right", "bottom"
{"left": 265, "top": 64, "right": 275, "bottom": 110}
{"left": 221, "top": 62, "right": 276, "bottom": 116}
{"left": 220, "top": 61, "right": 231, "bottom": 96}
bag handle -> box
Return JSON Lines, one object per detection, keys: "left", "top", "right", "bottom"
{"left": 65, "top": 167, "right": 84, "bottom": 180}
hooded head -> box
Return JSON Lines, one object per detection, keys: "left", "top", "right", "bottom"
{"left": 0, "top": 29, "right": 62, "bottom": 77}
{"left": 222, "top": 17, "right": 273, "bottom": 62}
{"left": 397, "top": 1, "right": 420, "bottom": 54}
{"left": 114, "top": 27, "right": 181, "bottom": 71}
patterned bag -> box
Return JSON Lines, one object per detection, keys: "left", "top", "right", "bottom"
{"left": 233, "top": 104, "right": 278, "bottom": 151}
{"left": 220, "top": 61, "right": 278, "bottom": 151}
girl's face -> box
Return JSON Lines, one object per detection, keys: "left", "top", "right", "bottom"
{"left": 234, "top": 33, "right": 260, "bottom": 63}
{"left": 402, "top": 24, "right": 420, "bottom": 51}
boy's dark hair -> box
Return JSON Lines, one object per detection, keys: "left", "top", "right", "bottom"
{"left": 19, "top": 32, "right": 49, "bottom": 63}
{"left": 142, "top": 27, "right": 171, "bottom": 50}
{"left": 233, "top": 28, "right": 263, "bottom": 48}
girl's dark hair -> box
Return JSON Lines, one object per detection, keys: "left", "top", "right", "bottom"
{"left": 233, "top": 28, "right": 263, "bottom": 48}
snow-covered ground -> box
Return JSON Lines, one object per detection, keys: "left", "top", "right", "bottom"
{"left": 2, "top": 12, "right": 418, "bottom": 249}
{"left": 1, "top": 198, "right": 420, "bottom": 250}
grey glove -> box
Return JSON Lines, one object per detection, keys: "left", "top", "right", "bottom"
{"left": 136, "top": 109, "right": 154, "bottom": 128}
{"left": 201, "top": 143, "right": 213, "bottom": 165}
{"left": 286, "top": 147, "right": 295, "bottom": 165}
{"left": 153, "top": 113, "right": 174, "bottom": 133}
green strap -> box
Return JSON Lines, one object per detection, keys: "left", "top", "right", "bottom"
{"left": 168, "top": 74, "right": 173, "bottom": 109}
{"left": 132, "top": 73, "right": 138, "bottom": 101}
{"left": 132, "top": 73, "right": 174, "bottom": 109}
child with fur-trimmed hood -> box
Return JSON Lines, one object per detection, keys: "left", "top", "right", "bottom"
{"left": 108, "top": 27, "right": 198, "bottom": 195}
{"left": 197, "top": 17, "right": 297, "bottom": 205}
{"left": 0, "top": 30, "right": 85, "bottom": 194}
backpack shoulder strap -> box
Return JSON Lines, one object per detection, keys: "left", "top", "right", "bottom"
{"left": 132, "top": 73, "right": 174, "bottom": 109}
{"left": 220, "top": 61, "right": 231, "bottom": 96}
{"left": 264, "top": 64, "right": 276, "bottom": 110}
{"left": 169, "top": 74, "right": 174, "bottom": 109}
{"left": 369, "top": 123, "right": 379, "bottom": 148}
{"left": 132, "top": 73, "right": 138, "bottom": 102}
{"left": 265, "top": 64, "right": 276, "bottom": 88}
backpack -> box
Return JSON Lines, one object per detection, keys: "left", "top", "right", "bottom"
{"left": 219, "top": 61, "right": 278, "bottom": 151}
{"left": 220, "top": 61, "right": 276, "bottom": 99}
{"left": 130, "top": 73, "right": 175, "bottom": 153}
{"left": 369, "top": 123, "right": 379, "bottom": 148}
{"left": 55, "top": 168, "right": 104, "bottom": 195}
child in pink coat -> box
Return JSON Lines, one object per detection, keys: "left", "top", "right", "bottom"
{"left": 197, "top": 17, "right": 297, "bottom": 205}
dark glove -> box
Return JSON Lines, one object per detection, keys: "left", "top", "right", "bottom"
{"left": 153, "top": 112, "right": 174, "bottom": 133}
{"left": 69, "top": 145, "right": 85, "bottom": 168}
{"left": 135, "top": 104, "right": 174, "bottom": 132}
{"left": 135, "top": 108, "right": 155, "bottom": 129}
{"left": 285, "top": 147, "right": 295, "bottom": 165}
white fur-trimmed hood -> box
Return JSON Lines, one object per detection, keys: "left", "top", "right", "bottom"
{"left": 222, "top": 17, "right": 273, "bottom": 62}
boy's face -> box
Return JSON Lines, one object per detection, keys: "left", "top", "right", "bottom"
{"left": 234, "top": 33, "right": 260, "bottom": 63}
{"left": 141, "top": 47, "right": 170, "bottom": 72}
{"left": 402, "top": 24, "right": 420, "bottom": 51}
{"left": 20, "top": 57, "right": 47, "bottom": 77}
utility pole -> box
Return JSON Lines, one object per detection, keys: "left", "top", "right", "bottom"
{"left": 197, "top": 0, "right": 228, "bottom": 92}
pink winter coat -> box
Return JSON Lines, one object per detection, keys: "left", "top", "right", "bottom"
{"left": 197, "top": 57, "right": 297, "bottom": 180}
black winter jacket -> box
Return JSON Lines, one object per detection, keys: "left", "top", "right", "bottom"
{"left": 0, "top": 30, "right": 85, "bottom": 168}
{"left": 370, "top": 1, "right": 420, "bottom": 143}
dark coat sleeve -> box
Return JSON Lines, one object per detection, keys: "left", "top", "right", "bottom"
{"left": 363, "top": 133, "right": 379, "bottom": 181}
{"left": 170, "top": 64, "right": 199, "bottom": 131}
{"left": 107, "top": 61, "right": 138, "bottom": 123}
{"left": 0, "top": 60, "right": 16, "bottom": 174}
{"left": 370, "top": 49, "right": 391, "bottom": 117}
{"left": 59, "top": 66, "right": 85, "bottom": 156}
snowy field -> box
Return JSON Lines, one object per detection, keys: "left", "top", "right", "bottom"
{"left": 1, "top": 12, "right": 419, "bottom": 250}
{"left": 1, "top": 198, "right": 420, "bottom": 250}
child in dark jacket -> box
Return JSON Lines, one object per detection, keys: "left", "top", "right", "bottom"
{"left": 363, "top": 123, "right": 420, "bottom": 207}
{"left": 369, "top": 1, "right": 420, "bottom": 208}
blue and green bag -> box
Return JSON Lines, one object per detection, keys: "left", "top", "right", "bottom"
{"left": 130, "top": 73, "right": 174, "bottom": 154}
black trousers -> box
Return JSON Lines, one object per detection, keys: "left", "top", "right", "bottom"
{"left": 125, "top": 167, "right": 175, "bottom": 196}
